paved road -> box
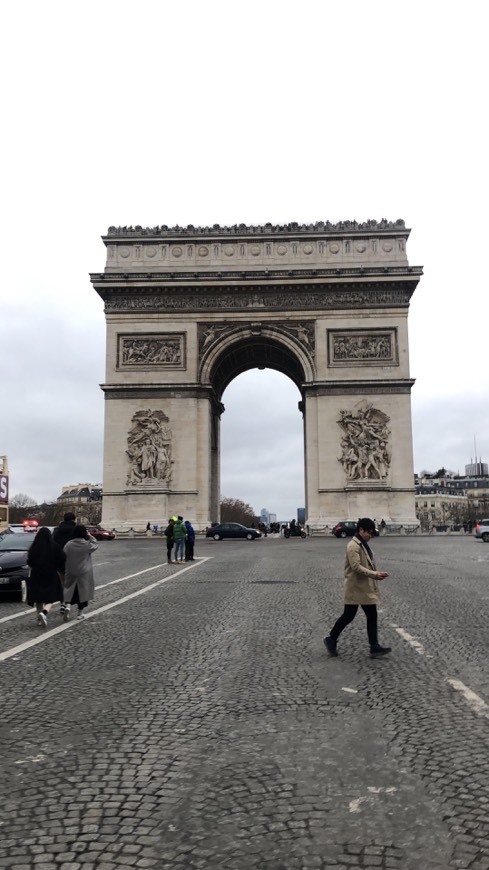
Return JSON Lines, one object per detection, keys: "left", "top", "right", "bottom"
{"left": 1, "top": 535, "right": 489, "bottom": 870}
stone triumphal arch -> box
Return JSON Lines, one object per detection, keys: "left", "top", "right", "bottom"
{"left": 90, "top": 220, "right": 422, "bottom": 531}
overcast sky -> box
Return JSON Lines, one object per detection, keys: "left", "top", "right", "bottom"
{"left": 2, "top": 1, "right": 487, "bottom": 520}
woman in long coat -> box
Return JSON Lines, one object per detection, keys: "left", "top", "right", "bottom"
{"left": 324, "top": 517, "right": 391, "bottom": 658}
{"left": 27, "top": 527, "right": 66, "bottom": 628}
{"left": 63, "top": 525, "right": 98, "bottom": 621}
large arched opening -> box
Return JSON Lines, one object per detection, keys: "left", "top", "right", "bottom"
{"left": 220, "top": 369, "right": 304, "bottom": 523}
{"left": 200, "top": 328, "right": 314, "bottom": 523}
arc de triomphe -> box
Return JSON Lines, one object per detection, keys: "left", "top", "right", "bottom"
{"left": 90, "top": 220, "right": 422, "bottom": 531}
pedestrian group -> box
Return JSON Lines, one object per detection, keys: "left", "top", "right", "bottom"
{"left": 26, "top": 511, "right": 98, "bottom": 628}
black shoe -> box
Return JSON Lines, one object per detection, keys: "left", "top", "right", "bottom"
{"left": 370, "top": 644, "right": 391, "bottom": 657}
{"left": 324, "top": 636, "right": 338, "bottom": 657}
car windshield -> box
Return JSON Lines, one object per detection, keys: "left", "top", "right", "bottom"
{"left": 0, "top": 535, "right": 32, "bottom": 551}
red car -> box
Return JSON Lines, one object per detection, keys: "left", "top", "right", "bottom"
{"left": 86, "top": 525, "right": 116, "bottom": 541}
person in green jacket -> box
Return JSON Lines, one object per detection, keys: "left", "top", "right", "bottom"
{"left": 173, "top": 515, "right": 187, "bottom": 562}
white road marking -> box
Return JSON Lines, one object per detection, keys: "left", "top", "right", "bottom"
{"left": 446, "top": 679, "right": 489, "bottom": 719}
{"left": 0, "top": 558, "right": 212, "bottom": 663}
{"left": 341, "top": 687, "right": 358, "bottom": 694}
{"left": 390, "top": 623, "right": 426, "bottom": 655}
{"left": 0, "top": 559, "right": 208, "bottom": 624}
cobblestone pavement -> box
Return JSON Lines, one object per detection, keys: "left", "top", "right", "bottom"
{"left": 1, "top": 536, "right": 489, "bottom": 869}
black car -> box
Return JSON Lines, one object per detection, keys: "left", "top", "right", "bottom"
{"left": 331, "top": 521, "right": 358, "bottom": 538}
{"left": 0, "top": 533, "right": 34, "bottom": 598}
{"left": 206, "top": 523, "right": 261, "bottom": 541}
{"left": 332, "top": 520, "right": 379, "bottom": 538}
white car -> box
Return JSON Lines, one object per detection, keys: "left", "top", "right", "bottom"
{"left": 474, "top": 520, "right": 489, "bottom": 542}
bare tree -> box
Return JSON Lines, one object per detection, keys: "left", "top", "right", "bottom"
{"left": 220, "top": 497, "right": 258, "bottom": 527}
{"left": 8, "top": 493, "right": 38, "bottom": 523}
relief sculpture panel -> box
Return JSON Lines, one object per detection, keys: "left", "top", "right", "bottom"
{"left": 118, "top": 334, "right": 185, "bottom": 368}
{"left": 126, "top": 409, "right": 173, "bottom": 487}
{"left": 338, "top": 401, "right": 391, "bottom": 481}
{"left": 328, "top": 329, "right": 397, "bottom": 366}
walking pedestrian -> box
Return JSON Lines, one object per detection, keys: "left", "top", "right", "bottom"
{"left": 53, "top": 511, "right": 77, "bottom": 616}
{"left": 164, "top": 517, "right": 176, "bottom": 563}
{"left": 63, "top": 525, "right": 98, "bottom": 621}
{"left": 173, "top": 515, "right": 187, "bottom": 562}
{"left": 146, "top": 521, "right": 151, "bottom": 532}
{"left": 324, "top": 517, "right": 391, "bottom": 658}
{"left": 184, "top": 520, "right": 195, "bottom": 561}
{"left": 26, "top": 527, "right": 66, "bottom": 628}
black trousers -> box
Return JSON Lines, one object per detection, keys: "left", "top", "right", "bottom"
{"left": 185, "top": 540, "right": 194, "bottom": 560}
{"left": 166, "top": 541, "right": 174, "bottom": 561}
{"left": 330, "top": 604, "right": 378, "bottom": 646}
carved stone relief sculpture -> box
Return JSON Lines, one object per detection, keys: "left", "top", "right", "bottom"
{"left": 126, "top": 409, "right": 173, "bottom": 487}
{"left": 329, "top": 329, "right": 397, "bottom": 366}
{"left": 119, "top": 334, "right": 185, "bottom": 368}
{"left": 338, "top": 401, "right": 391, "bottom": 481}
{"left": 198, "top": 320, "right": 315, "bottom": 358}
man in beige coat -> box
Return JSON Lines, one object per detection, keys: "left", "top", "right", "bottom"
{"left": 324, "top": 517, "right": 391, "bottom": 658}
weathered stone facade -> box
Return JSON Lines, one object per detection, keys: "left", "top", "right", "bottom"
{"left": 91, "top": 220, "right": 422, "bottom": 530}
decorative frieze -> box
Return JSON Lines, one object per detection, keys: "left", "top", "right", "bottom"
{"left": 338, "top": 401, "right": 391, "bottom": 481}
{"left": 103, "top": 287, "right": 413, "bottom": 314}
{"left": 117, "top": 334, "right": 186, "bottom": 369}
{"left": 328, "top": 329, "right": 398, "bottom": 367}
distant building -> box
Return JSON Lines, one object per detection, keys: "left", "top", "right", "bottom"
{"left": 465, "top": 461, "right": 489, "bottom": 477}
{"left": 269, "top": 513, "right": 277, "bottom": 524}
{"left": 260, "top": 508, "right": 270, "bottom": 525}
{"left": 57, "top": 483, "right": 103, "bottom": 507}
{"left": 415, "top": 485, "right": 467, "bottom": 528}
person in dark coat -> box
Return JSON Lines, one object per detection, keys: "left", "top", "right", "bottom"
{"left": 63, "top": 525, "right": 98, "bottom": 621}
{"left": 164, "top": 517, "right": 176, "bottom": 564}
{"left": 184, "top": 520, "right": 195, "bottom": 561}
{"left": 53, "top": 512, "right": 77, "bottom": 547}
{"left": 27, "top": 527, "right": 66, "bottom": 628}
{"left": 53, "top": 512, "right": 77, "bottom": 616}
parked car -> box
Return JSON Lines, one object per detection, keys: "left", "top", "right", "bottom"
{"left": 474, "top": 520, "right": 489, "bottom": 543}
{"left": 332, "top": 521, "right": 379, "bottom": 538}
{"left": 0, "top": 533, "right": 33, "bottom": 598}
{"left": 206, "top": 522, "right": 261, "bottom": 541}
{"left": 86, "top": 525, "right": 116, "bottom": 541}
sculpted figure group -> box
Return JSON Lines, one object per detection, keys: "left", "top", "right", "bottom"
{"left": 126, "top": 410, "right": 173, "bottom": 486}
{"left": 338, "top": 403, "right": 391, "bottom": 481}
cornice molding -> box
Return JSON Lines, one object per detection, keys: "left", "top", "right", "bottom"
{"left": 91, "top": 266, "right": 423, "bottom": 284}
{"left": 305, "top": 380, "right": 416, "bottom": 396}
{"left": 101, "top": 385, "right": 214, "bottom": 400}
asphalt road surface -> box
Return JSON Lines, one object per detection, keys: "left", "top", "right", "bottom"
{"left": 1, "top": 534, "right": 489, "bottom": 870}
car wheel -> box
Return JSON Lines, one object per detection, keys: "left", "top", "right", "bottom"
{"left": 482, "top": 533, "right": 489, "bottom": 543}
{"left": 246, "top": 533, "right": 253, "bottom": 540}
{"left": 340, "top": 530, "right": 347, "bottom": 538}
{"left": 213, "top": 533, "right": 221, "bottom": 541}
